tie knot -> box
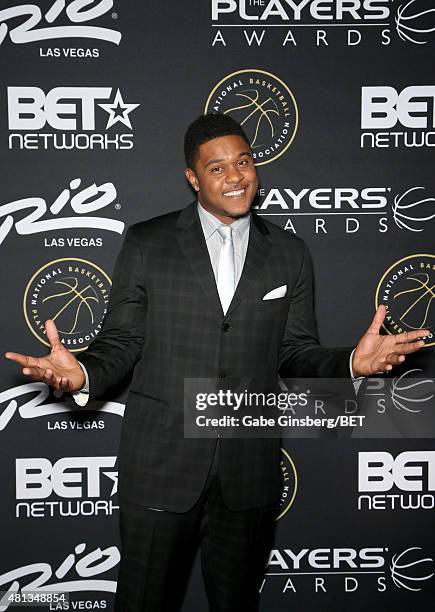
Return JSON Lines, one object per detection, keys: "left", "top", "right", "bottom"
{"left": 217, "top": 225, "right": 233, "bottom": 241}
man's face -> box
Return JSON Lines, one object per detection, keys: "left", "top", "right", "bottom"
{"left": 185, "top": 134, "right": 258, "bottom": 224}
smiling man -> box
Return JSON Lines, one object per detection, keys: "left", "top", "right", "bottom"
{"left": 5, "top": 113, "right": 429, "bottom": 612}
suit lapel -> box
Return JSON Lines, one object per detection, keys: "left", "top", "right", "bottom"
{"left": 176, "top": 203, "right": 271, "bottom": 319}
{"left": 225, "top": 212, "right": 271, "bottom": 317}
{"left": 176, "top": 202, "right": 223, "bottom": 317}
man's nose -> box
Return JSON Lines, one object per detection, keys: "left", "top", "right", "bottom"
{"left": 225, "top": 165, "right": 243, "bottom": 183}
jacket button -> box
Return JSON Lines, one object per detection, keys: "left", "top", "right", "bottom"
{"left": 222, "top": 323, "right": 231, "bottom": 332}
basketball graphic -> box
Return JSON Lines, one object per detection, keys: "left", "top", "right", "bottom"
{"left": 23, "top": 258, "right": 111, "bottom": 352}
{"left": 205, "top": 69, "right": 298, "bottom": 166}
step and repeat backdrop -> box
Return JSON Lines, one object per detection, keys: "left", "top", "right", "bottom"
{"left": 0, "top": 1, "right": 434, "bottom": 611}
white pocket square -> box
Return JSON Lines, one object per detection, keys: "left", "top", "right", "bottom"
{"left": 262, "top": 285, "right": 287, "bottom": 300}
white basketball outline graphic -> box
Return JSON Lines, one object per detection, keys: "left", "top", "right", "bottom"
{"left": 393, "top": 187, "right": 435, "bottom": 232}
{"left": 390, "top": 547, "right": 434, "bottom": 591}
{"left": 390, "top": 368, "right": 434, "bottom": 413}
{"left": 395, "top": 0, "right": 435, "bottom": 45}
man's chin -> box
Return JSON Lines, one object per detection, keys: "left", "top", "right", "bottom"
{"left": 225, "top": 207, "right": 251, "bottom": 220}
{"left": 222, "top": 200, "right": 253, "bottom": 219}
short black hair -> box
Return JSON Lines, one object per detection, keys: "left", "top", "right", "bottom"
{"left": 184, "top": 113, "right": 250, "bottom": 169}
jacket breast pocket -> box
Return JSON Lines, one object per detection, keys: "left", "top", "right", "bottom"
{"left": 254, "top": 296, "right": 291, "bottom": 312}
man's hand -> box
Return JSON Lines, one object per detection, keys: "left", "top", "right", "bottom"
{"left": 352, "top": 305, "right": 430, "bottom": 377}
{"left": 5, "top": 319, "right": 85, "bottom": 392}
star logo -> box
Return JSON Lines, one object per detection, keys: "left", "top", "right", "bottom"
{"left": 103, "top": 471, "right": 119, "bottom": 496}
{"left": 98, "top": 89, "right": 139, "bottom": 130}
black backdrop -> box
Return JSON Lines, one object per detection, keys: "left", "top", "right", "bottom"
{"left": 1, "top": 1, "right": 434, "bottom": 610}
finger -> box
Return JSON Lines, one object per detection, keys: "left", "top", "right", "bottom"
{"left": 373, "top": 361, "right": 393, "bottom": 373}
{"left": 46, "top": 370, "right": 64, "bottom": 391}
{"left": 42, "top": 368, "right": 56, "bottom": 386}
{"left": 45, "top": 319, "right": 61, "bottom": 350}
{"left": 53, "top": 375, "right": 63, "bottom": 390}
{"left": 5, "top": 352, "right": 39, "bottom": 368}
{"left": 38, "top": 368, "right": 61, "bottom": 390}
{"left": 394, "top": 340, "right": 425, "bottom": 355}
{"left": 22, "top": 365, "right": 45, "bottom": 380}
{"left": 22, "top": 366, "right": 53, "bottom": 385}
{"left": 384, "top": 353, "right": 406, "bottom": 366}
{"left": 59, "top": 377, "right": 71, "bottom": 392}
{"left": 394, "top": 329, "right": 430, "bottom": 344}
{"left": 367, "top": 305, "right": 386, "bottom": 334}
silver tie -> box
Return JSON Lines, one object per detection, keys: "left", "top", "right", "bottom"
{"left": 217, "top": 225, "right": 235, "bottom": 315}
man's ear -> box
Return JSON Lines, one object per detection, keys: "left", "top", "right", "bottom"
{"left": 185, "top": 167, "right": 199, "bottom": 192}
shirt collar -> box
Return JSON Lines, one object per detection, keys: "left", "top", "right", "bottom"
{"left": 197, "top": 201, "right": 251, "bottom": 241}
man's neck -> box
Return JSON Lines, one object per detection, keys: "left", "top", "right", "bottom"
{"left": 197, "top": 200, "right": 250, "bottom": 225}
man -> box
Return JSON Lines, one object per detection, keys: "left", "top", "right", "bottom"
{"left": 5, "top": 114, "right": 429, "bottom": 611}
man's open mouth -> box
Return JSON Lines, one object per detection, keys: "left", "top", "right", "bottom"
{"left": 223, "top": 188, "right": 246, "bottom": 197}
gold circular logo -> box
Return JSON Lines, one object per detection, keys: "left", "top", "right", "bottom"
{"left": 375, "top": 254, "right": 434, "bottom": 347}
{"left": 276, "top": 448, "right": 298, "bottom": 521}
{"left": 205, "top": 69, "right": 298, "bottom": 166}
{"left": 23, "top": 258, "right": 112, "bottom": 352}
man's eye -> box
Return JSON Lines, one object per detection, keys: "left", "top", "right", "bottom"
{"left": 211, "top": 167, "right": 222, "bottom": 173}
{"left": 238, "top": 159, "right": 248, "bottom": 166}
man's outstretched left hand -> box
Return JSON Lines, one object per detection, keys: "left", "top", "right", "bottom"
{"left": 352, "top": 304, "right": 429, "bottom": 377}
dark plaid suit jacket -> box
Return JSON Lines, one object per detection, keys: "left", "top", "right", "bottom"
{"left": 79, "top": 202, "right": 352, "bottom": 512}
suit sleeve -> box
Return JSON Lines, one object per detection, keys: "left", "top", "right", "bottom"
{"left": 77, "top": 225, "right": 147, "bottom": 400}
{"left": 278, "top": 242, "right": 352, "bottom": 378}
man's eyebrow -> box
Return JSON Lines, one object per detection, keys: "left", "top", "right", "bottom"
{"left": 204, "top": 157, "right": 224, "bottom": 168}
{"left": 204, "top": 151, "right": 252, "bottom": 168}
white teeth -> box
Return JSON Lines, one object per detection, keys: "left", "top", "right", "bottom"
{"left": 223, "top": 189, "right": 244, "bottom": 197}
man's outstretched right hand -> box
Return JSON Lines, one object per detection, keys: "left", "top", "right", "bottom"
{"left": 5, "top": 319, "right": 85, "bottom": 392}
